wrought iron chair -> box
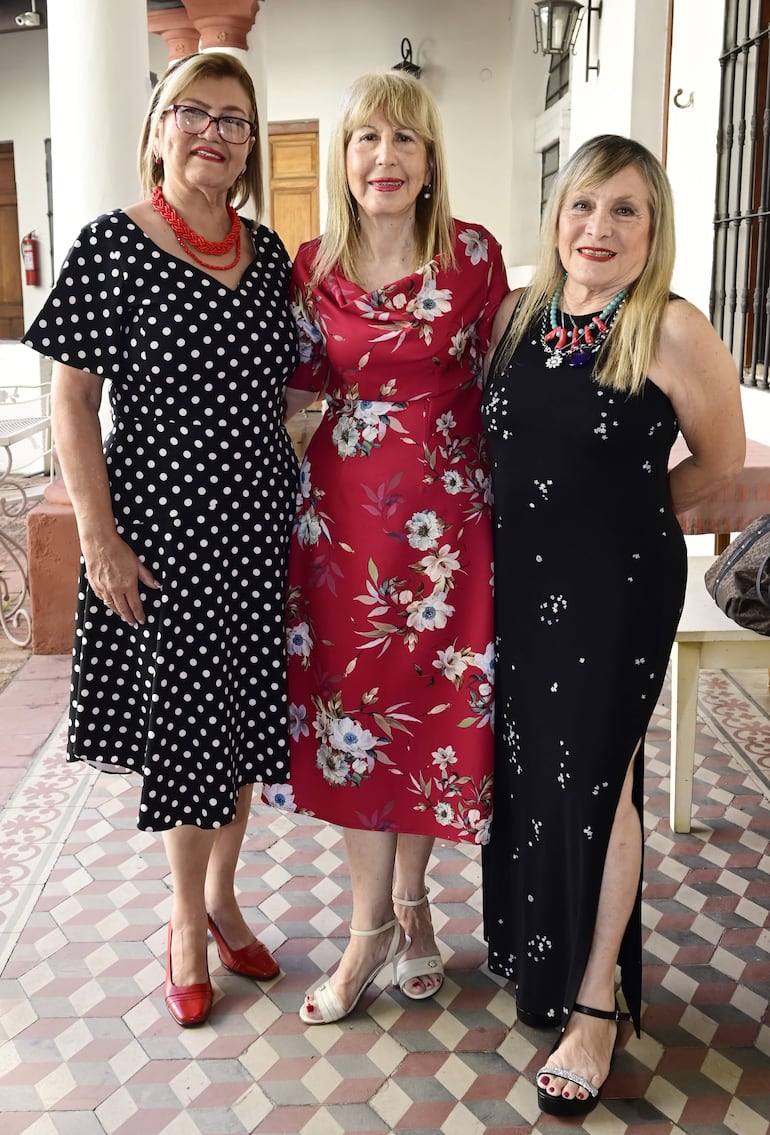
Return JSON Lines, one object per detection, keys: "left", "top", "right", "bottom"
{"left": 0, "top": 383, "right": 53, "bottom": 647}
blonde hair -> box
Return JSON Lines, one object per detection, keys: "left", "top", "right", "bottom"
{"left": 138, "top": 52, "right": 262, "bottom": 216}
{"left": 312, "top": 71, "right": 455, "bottom": 285}
{"left": 495, "top": 134, "right": 676, "bottom": 395}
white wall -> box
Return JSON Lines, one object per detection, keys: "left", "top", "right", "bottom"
{"left": 741, "top": 387, "right": 770, "bottom": 446}
{"left": 0, "top": 29, "right": 51, "bottom": 329}
{"left": 3, "top": 0, "right": 770, "bottom": 446}
{"left": 666, "top": 0, "right": 722, "bottom": 317}
{"left": 260, "top": 0, "right": 515, "bottom": 257}
{"left": 0, "top": 0, "right": 671, "bottom": 324}
{"left": 47, "top": 0, "right": 150, "bottom": 272}
{"left": 567, "top": 0, "right": 668, "bottom": 152}
{"left": 508, "top": 0, "right": 550, "bottom": 273}
{"left": 516, "top": 0, "right": 669, "bottom": 277}
{"left": 628, "top": 0, "right": 669, "bottom": 149}
{"left": 661, "top": 2, "right": 770, "bottom": 446}
{"left": 1, "top": 2, "right": 518, "bottom": 316}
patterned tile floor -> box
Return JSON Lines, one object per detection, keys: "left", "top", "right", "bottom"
{"left": 0, "top": 655, "right": 768, "bottom": 1134}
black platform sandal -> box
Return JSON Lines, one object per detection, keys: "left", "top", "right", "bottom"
{"left": 536, "top": 1002, "right": 630, "bottom": 1117}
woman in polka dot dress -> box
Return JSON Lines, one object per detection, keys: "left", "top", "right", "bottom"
{"left": 23, "top": 53, "right": 299, "bottom": 1027}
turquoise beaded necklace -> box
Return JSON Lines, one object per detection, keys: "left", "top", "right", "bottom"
{"left": 541, "top": 273, "right": 628, "bottom": 368}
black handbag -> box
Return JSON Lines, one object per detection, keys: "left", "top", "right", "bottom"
{"left": 704, "top": 514, "right": 770, "bottom": 635}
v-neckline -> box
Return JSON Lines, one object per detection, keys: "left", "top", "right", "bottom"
{"left": 118, "top": 209, "right": 259, "bottom": 294}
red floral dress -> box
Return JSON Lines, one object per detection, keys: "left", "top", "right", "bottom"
{"left": 284, "top": 220, "right": 509, "bottom": 844}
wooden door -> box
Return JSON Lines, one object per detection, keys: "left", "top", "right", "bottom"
{"left": 0, "top": 144, "right": 23, "bottom": 339}
{"left": 268, "top": 120, "right": 319, "bottom": 259}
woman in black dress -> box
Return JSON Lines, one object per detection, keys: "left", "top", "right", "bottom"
{"left": 23, "top": 53, "right": 299, "bottom": 1027}
{"left": 481, "top": 135, "right": 745, "bottom": 1115}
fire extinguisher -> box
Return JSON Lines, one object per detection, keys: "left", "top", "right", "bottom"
{"left": 21, "top": 231, "right": 41, "bottom": 286}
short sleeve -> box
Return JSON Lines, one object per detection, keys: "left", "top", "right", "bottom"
{"left": 22, "top": 212, "right": 128, "bottom": 378}
{"left": 286, "top": 238, "right": 329, "bottom": 394}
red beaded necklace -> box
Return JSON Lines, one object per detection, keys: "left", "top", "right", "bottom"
{"left": 151, "top": 185, "right": 241, "bottom": 271}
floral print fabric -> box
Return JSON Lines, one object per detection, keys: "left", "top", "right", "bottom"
{"left": 285, "top": 221, "right": 509, "bottom": 843}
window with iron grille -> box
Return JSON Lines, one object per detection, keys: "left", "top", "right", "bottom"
{"left": 712, "top": 0, "right": 770, "bottom": 389}
{"left": 541, "top": 142, "right": 560, "bottom": 214}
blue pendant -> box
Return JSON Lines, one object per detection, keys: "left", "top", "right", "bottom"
{"left": 569, "top": 350, "right": 594, "bottom": 367}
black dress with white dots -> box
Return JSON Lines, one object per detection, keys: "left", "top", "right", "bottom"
{"left": 480, "top": 311, "right": 687, "bottom": 1032}
{"left": 23, "top": 212, "right": 299, "bottom": 831}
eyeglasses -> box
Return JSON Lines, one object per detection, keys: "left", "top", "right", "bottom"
{"left": 168, "top": 103, "right": 256, "bottom": 145}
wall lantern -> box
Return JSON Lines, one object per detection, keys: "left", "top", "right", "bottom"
{"left": 532, "top": 1, "right": 584, "bottom": 56}
{"left": 392, "top": 37, "right": 422, "bottom": 79}
{"left": 532, "top": 1, "right": 602, "bottom": 81}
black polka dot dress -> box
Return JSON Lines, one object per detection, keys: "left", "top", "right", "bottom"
{"left": 23, "top": 212, "right": 300, "bottom": 831}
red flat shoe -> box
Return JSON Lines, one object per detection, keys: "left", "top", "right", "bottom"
{"left": 164, "top": 925, "right": 212, "bottom": 1027}
{"left": 207, "top": 914, "right": 280, "bottom": 980}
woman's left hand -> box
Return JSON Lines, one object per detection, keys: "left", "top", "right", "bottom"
{"left": 81, "top": 531, "right": 160, "bottom": 627}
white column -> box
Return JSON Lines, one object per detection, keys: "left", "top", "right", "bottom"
{"left": 243, "top": 26, "right": 268, "bottom": 226}
{"left": 200, "top": 39, "right": 268, "bottom": 225}
{"left": 568, "top": 0, "right": 668, "bottom": 153}
{"left": 46, "top": 0, "right": 151, "bottom": 269}
{"left": 666, "top": 0, "right": 723, "bottom": 316}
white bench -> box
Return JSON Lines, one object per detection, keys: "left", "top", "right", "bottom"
{"left": 669, "top": 555, "right": 770, "bottom": 833}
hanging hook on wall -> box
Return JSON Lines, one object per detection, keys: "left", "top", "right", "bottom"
{"left": 673, "top": 88, "right": 695, "bottom": 109}
{"left": 392, "top": 38, "right": 422, "bottom": 79}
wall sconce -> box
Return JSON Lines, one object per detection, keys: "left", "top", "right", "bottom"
{"left": 392, "top": 37, "right": 422, "bottom": 79}
{"left": 532, "top": 1, "right": 584, "bottom": 57}
{"left": 532, "top": 1, "right": 602, "bottom": 81}
{"left": 584, "top": 1, "right": 602, "bottom": 81}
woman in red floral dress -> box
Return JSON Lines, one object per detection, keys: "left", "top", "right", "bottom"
{"left": 284, "top": 70, "right": 509, "bottom": 1024}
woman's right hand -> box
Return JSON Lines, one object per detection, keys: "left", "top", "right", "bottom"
{"left": 81, "top": 532, "right": 160, "bottom": 627}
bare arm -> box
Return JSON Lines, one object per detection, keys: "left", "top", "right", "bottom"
{"left": 648, "top": 300, "right": 746, "bottom": 514}
{"left": 52, "top": 362, "right": 159, "bottom": 625}
{"left": 483, "top": 288, "right": 523, "bottom": 381}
